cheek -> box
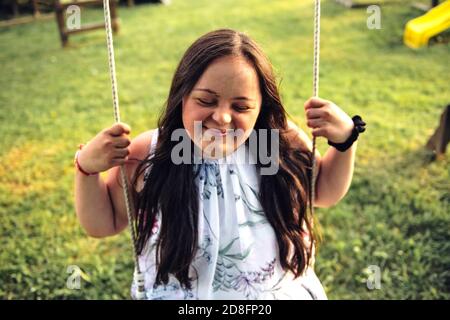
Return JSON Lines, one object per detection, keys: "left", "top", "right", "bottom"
{"left": 182, "top": 102, "right": 211, "bottom": 146}
{"left": 235, "top": 111, "right": 259, "bottom": 132}
{"left": 183, "top": 102, "right": 206, "bottom": 128}
{"left": 230, "top": 113, "right": 259, "bottom": 146}
{"left": 233, "top": 118, "right": 249, "bottom": 132}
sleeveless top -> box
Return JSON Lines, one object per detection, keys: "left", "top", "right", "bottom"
{"left": 131, "top": 128, "right": 327, "bottom": 300}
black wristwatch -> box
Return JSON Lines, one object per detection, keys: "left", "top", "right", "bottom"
{"left": 328, "top": 115, "right": 366, "bottom": 152}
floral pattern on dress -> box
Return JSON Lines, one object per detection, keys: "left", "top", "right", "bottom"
{"left": 211, "top": 235, "right": 276, "bottom": 299}
{"left": 194, "top": 162, "right": 224, "bottom": 200}
{"left": 131, "top": 128, "right": 327, "bottom": 300}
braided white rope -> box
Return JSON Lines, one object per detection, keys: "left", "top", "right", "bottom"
{"left": 102, "top": 0, "right": 146, "bottom": 300}
{"left": 310, "top": 0, "right": 320, "bottom": 223}
{"left": 101, "top": 0, "right": 319, "bottom": 299}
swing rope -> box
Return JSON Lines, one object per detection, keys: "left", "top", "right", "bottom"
{"left": 310, "top": 0, "right": 320, "bottom": 228}
{"left": 101, "top": 0, "right": 321, "bottom": 299}
{"left": 102, "top": 0, "right": 146, "bottom": 299}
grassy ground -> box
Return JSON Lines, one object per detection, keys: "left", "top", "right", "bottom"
{"left": 0, "top": 0, "right": 448, "bottom": 299}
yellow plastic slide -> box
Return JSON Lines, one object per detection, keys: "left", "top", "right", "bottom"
{"left": 403, "top": 0, "right": 450, "bottom": 49}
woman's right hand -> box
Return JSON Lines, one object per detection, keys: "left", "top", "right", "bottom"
{"left": 77, "top": 122, "right": 131, "bottom": 174}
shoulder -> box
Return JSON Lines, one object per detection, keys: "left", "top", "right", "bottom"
{"left": 128, "top": 129, "right": 156, "bottom": 161}
{"left": 285, "top": 120, "right": 311, "bottom": 152}
{"left": 284, "top": 120, "right": 322, "bottom": 183}
{"left": 285, "top": 119, "right": 321, "bottom": 159}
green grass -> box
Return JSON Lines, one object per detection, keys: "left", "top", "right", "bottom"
{"left": 0, "top": 0, "right": 449, "bottom": 299}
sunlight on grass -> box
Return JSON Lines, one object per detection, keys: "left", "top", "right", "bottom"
{"left": 0, "top": 0, "right": 448, "bottom": 299}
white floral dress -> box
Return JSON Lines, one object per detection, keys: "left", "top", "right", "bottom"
{"left": 131, "top": 128, "right": 327, "bottom": 300}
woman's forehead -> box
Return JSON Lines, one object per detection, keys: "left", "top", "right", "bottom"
{"left": 194, "top": 56, "right": 261, "bottom": 99}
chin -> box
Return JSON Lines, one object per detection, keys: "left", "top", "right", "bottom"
{"left": 201, "top": 143, "right": 234, "bottom": 159}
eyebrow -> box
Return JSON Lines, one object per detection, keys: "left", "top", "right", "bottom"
{"left": 193, "top": 88, "right": 255, "bottom": 101}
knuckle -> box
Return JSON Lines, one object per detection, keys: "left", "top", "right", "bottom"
{"left": 104, "top": 139, "right": 113, "bottom": 147}
{"left": 108, "top": 125, "right": 117, "bottom": 133}
{"left": 107, "top": 149, "right": 116, "bottom": 159}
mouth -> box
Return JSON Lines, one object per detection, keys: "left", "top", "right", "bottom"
{"left": 202, "top": 126, "right": 231, "bottom": 137}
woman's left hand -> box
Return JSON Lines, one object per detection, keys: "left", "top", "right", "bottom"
{"left": 304, "top": 97, "right": 354, "bottom": 144}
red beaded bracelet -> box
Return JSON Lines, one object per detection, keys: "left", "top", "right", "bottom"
{"left": 74, "top": 144, "right": 99, "bottom": 176}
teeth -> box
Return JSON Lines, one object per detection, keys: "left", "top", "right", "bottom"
{"left": 203, "top": 127, "right": 229, "bottom": 137}
{"left": 209, "top": 128, "right": 226, "bottom": 136}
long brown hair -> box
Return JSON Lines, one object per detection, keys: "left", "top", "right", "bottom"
{"left": 131, "top": 29, "right": 316, "bottom": 289}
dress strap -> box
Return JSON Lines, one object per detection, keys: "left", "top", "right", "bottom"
{"left": 143, "top": 128, "right": 159, "bottom": 183}
{"left": 150, "top": 128, "right": 159, "bottom": 155}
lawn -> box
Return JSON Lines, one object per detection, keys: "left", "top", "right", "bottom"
{"left": 0, "top": 0, "right": 449, "bottom": 299}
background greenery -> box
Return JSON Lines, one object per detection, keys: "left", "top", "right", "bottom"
{"left": 0, "top": 0, "right": 448, "bottom": 299}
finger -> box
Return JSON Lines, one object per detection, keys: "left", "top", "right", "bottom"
{"left": 305, "top": 108, "right": 323, "bottom": 120}
{"left": 112, "top": 148, "right": 130, "bottom": 158}
{"left": 306, "top": 118, "right": 325, "bottom": 129}
{"left": 304, "top": 97, "right": 329, "bottom": 110}
{"left": 111, "top": 158, "right": 127, "bottom": 166}
{"left": 113, "top": 137, "right": 131, "bottom": 148}
{"left": 312, "top": 127, "right": 328, "bottom": 138}
{"left": 107, "top": 122, "right": 131, "bottom": 137}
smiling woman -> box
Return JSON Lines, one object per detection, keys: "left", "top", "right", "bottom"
{"left": 74, "top": 27, "right": 358, "bottom": 300}
{"left": 182, "top": 55, "right": 262, "bottom": 159}
{"left": 130, "top": 28, "right": 334, "bottom": 299}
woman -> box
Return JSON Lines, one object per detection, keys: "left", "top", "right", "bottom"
{"left": 74, "top": 29, "right": 361, "bottom": 299}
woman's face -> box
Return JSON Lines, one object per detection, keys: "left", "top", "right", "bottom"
{"left": 182, "top": 55, "right": 262, "bottom": 159}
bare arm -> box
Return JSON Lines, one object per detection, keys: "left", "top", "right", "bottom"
{"left": 105, "top": 130, "right": 154, "bottom": 236}
{"left": 74, "top": 170, "right": 117, "bottom": 238}
{"left": 314, "top": 142, "right": 356, "bottom": 207}
{"left": 74, "top": 126, "right": 154, "bottom": 238}
{"left": 286, "top": 119, "right": 356, "bottom": 208}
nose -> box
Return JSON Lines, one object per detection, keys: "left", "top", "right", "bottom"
{"left": 211, "top": 105, "right": 232, "bottom": 127}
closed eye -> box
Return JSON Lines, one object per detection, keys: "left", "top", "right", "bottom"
{"left": 234, "top": 105, "right": 250, "bottom": 112}
{"left": 197, "top": 98, "right": 251, "bottom": 112}
{"left": 197, "top": 98, "right": 216, "bottom": 106}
